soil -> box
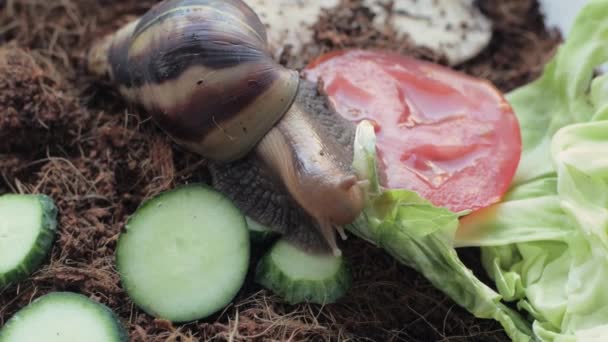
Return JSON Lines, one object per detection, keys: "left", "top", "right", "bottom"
{"left": 0, "top": 0, "right": 560, "bottom": 341}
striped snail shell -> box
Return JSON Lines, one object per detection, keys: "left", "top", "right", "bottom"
{"left": 88, "top": 0, "right": 365, "bottom": 256}
{"left": 88, "top": 0, "right": 299, "bottom": 162}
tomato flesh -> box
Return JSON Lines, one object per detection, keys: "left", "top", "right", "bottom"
{"left": 304, "top": 50, "right": 522, "bottom": 213}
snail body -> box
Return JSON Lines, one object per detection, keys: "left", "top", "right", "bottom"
{"left": 88, "top": 0, "right": 364, "bottom": 255}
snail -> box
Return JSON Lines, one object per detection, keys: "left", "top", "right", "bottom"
{"left": 87, "top": 0, "right": 365, "bottom": 256}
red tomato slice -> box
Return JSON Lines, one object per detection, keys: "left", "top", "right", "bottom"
{"left": 304, "top": 50, "right": 521, "bottom": 213}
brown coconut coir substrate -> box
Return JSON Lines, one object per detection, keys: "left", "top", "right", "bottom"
{"left": 0, "top": 0, "right": 560, "bottom": 341}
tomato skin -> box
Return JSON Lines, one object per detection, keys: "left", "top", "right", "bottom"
{"left": 304, "top": 50, "right": 522, "bottom": 213}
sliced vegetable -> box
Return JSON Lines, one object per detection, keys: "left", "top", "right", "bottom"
{"left": 0, "top": 194, "right": 57, "bottom": 287}
{"left": 304, "top": 50, "right": 522, "bottom": 213}
{"left": 349, "top": 121, "right": 532, "bottom": 341}
{"left": 255, "top": 239, "right": 351, "bottom": 304}
{"left": 329, "top": 6, "right": 608, "bottom": 335}
{"left": 246, "top": 216, "right": 277, "bottom": 244}
{"left": 457, "top": 1, "right": 608, "bottom": 340}
{"left": 0, "top": 292, "right": 128, "bottom": 342}
{"left": 116, "top": 184, "right": 250, "bottom": 323}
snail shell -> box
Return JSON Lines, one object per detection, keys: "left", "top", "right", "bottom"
{"left": 88, "top": 0, "right": 299, "bottom": 162}
{"left": 88, "top": 0, "right": 365, "bottom": 256}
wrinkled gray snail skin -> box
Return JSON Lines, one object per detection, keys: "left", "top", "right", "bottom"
{"left": 87, "top": 0, "right": 364, "bottom": 256}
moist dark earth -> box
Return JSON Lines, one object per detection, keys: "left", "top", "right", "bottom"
{"left": 0, "top": 0, "right": 560, "bottom": 341}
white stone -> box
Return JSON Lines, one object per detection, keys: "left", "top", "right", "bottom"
{"left": 245, "top": 0, "right": 493, "bottom": 65}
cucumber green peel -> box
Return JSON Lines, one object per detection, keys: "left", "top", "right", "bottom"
{"left": 350, "top": 1, "right": 608, "bottom": 340}
{"left": 255, "top": 239, "right": 351, "bottom": 304}
{"left": 0, "top": 194, "right": 57, "bottom": 287}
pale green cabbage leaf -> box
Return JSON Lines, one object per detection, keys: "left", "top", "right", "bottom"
{"left": 350, "top": 1, "right": 608, "bottom": 340}
{"left": 455, "top": 0, "right": 608, "bottom": 340}
{"left": 350, "top": 121, "right": 533, "bottom": 341}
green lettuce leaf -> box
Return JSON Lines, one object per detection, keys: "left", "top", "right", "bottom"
{"left": 507, "top": 0, "right": 608, "bottom": 184}
{"left": 349, "top": 121, "right": 533, "bottom": 341}
{"left": 456, "top": 0, "right": 608, "bottom": 340}
{"left": 350, "top": 1, "right": 608, "bottom": 340}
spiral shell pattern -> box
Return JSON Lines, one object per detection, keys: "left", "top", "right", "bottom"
{"left": 90, "top": 0, "right": 300, "bottom": 161}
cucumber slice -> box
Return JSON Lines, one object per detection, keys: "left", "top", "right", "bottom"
{"left": 0, "top": 292, "right": 128, "bottom": 342}
{"left": 116, "top": 184, "right": 250, "bottom": 323}
{"left": 0, "top": 194, "right": 57, "bottom": 287}
{"left": 246, "top": 217, "right": 277, "bottom": 243}
{"left": 255, "top": 239, "right": 351, "bottom": 304}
